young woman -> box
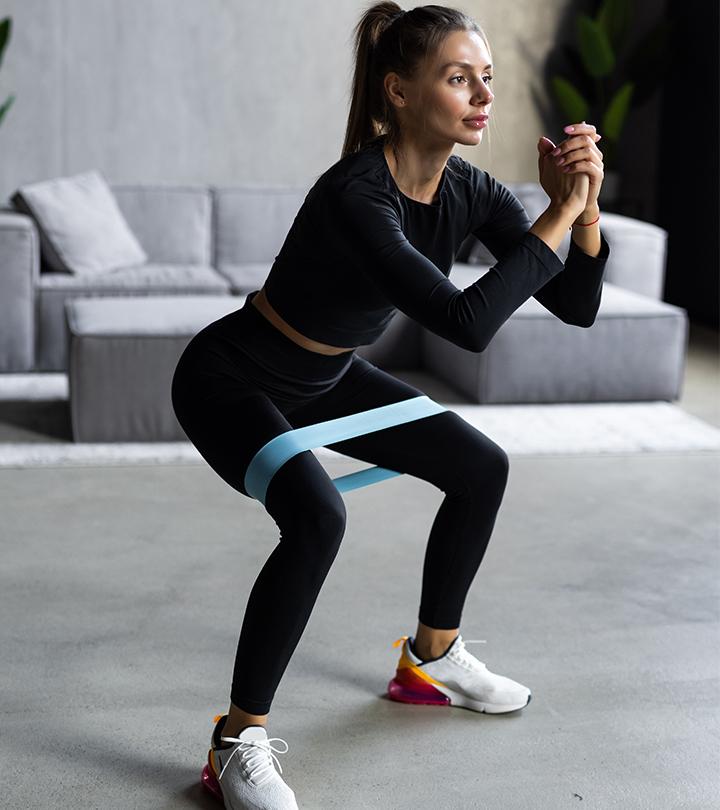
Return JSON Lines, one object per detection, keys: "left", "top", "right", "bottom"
{"left": 172, "top": 3, "right": 609, "bottom": 808}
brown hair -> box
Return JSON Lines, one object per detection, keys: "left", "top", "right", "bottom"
{"left": 341, "top": 3, "right": 491, "bottom": 160}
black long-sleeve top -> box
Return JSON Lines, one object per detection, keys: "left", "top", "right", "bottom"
{"left": 262, "top": 134, "right": 610, "bottom": 352}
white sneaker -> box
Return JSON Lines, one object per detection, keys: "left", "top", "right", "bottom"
{"left": 387, "top": 633, "right": 532, "bottom": 714}
{"left": 201, "top": 714, "right": 299, "bottom": 809}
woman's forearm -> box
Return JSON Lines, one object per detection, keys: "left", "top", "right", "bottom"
{"left": 527, "top": 202, "right": 609, "bottom": 327}
{"left": 528, "top": 204, "right": 582, "bottom": 255}
{"left": 570, "top": 205, "right": 602, "bottom": 258}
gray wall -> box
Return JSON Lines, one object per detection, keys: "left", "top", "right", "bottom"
{"left": 0, "top": 0, "right": 647, "bottom": 206}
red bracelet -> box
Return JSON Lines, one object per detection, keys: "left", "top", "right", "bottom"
{"left": 573, "top": 213, "right": 600, "bottom": 227}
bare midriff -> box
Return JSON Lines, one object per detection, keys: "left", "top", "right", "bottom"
{"left": 250, "top": 287, "right": 355, "bottom": 355}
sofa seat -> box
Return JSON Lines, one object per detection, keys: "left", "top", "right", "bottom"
{"left": 423, "top": 263, "right": 688, "bottom": 403}
{"left": 37, "top": 263, "right": 233, "bottom": 371}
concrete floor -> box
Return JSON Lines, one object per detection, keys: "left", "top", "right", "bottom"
{"left": 1, "top": 322, "right": 718, "bottom": 809}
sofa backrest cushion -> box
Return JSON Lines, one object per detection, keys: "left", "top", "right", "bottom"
{"left": 214, "top": 186, "right": 310, "bottom": 266}
{"left": 112, "top": 186, "right": 212, "bottom": 265}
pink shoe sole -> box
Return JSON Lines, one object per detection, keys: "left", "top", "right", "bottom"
{"left": 387, "top": 666, "right": 450, "bottom": 706}
{"left": 201, "top": 759, "right": 224, "bottom": 803}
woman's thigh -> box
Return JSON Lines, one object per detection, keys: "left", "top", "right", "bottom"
{"left": 170, "top": 353, "right": 348, "bottom": 520}
{"left": 286, "top": 356, "right": 509, "bottom": 497}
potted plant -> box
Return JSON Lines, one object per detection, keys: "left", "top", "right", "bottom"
{"left": 549, "top": 0, "right": 673, "bottom": 206}
{"left": 0, "top": 17, "right": 15, "bottom": 128}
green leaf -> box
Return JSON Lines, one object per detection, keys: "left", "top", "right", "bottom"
{"left": 550, "top": 76, "right": 589, "bottom": 124}
{"left": 596, "top": 0, "right": 634, "bottom": 54}
{"left": 0, "top": 17, "right": 12, "bottom": 69}
{"left": 0, "top": 94, "right": 15, "bottom": 127}
{"left": 602, "top": 83, "right": 634, "bottom": 141}
{"left": 577, "top": 13, "right": 615, "bottom": 79}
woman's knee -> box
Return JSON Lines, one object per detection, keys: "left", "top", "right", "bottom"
{"left": 454, "top": 436, "right": 509, "bottom": 497}
{"left": 269, "top": 475, "right": 348, "bottom": 555}
{"left": 284, "top": 498, "right": 348, "bottom": 567}
{"left": 306, "top": 497, "right": 347, "bottom": 548}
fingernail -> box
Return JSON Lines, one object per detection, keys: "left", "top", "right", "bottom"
{"left": 596, "top": 134, "right": 602, "bottom": 140}
{"left": 564, "top": 126, "right": 575, "bottom": 132}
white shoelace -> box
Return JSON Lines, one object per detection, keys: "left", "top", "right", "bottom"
{"left": 217, "top": 734, "right": 289, "bottom": 786}
{"left": 448, "top": 637, "right": 487, "bottom": 672}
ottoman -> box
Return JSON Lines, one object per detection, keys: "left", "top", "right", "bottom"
{"left": 421, "top": 278, "right": 689, "bottom": 403}
{"left": 66, "top": 295, "right": 245, "bottom": 442}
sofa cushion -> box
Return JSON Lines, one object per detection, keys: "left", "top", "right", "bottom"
{"left": 112, "top": 186, "right": 213, "bottom": 265}
{"left": 36, "top": 263, "right": 233, "bottom": 372}
{"left": 216, "top": 261, "right": 273, "bottom": 293}
{"left": 66, "top": 295, "right": 246, "bottom": 442}
{"left": 11, "top": 170, "right": 148, "bottom": 275}
{"left": 214, "top": 186, "right": 309, "bottom": 265}
{"left": 37, "top": 262, "right": 229, "bottom": 292}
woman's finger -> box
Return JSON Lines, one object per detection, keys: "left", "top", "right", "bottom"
{"left": 555, "top": 146, "right": 600, "bottom": 166}
{"left": 564, "top": 121, "right": 597, "bottom": 134}
{"left": 560, "top": 159, "right": 604, "bottom": 175}
{"left": 552, "top": 134, "right": 599, "bottom": 157}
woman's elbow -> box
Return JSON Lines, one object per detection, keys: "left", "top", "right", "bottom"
{"left": 465, "top": 331, "right": 490, "bottom": 353}
{"left": 566, "top": 307, "right": 600, "bottom": 328}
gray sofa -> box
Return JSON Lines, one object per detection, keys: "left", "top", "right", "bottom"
{"left": 0, "top": 180, "right": 687, "bottom": 407}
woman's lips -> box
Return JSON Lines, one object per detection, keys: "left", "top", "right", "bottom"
{"left": 464, "top": 118, "right": 487, "bottom": 128}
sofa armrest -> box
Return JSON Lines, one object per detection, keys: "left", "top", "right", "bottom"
{"left": 0, "top": 210, "right": 39, "bottom": 371}
{"left": 594, "top": 211, "right": 668, "bottom": 301}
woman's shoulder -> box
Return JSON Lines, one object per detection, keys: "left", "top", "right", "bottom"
{"left": 310, "top": 138, "right": 397, "bottom": 204}
{"left": 448, "top": 152, "right": 488, "bottom": 187}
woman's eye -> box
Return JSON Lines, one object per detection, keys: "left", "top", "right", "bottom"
{"left": 450, "top": 75, "right": 493, "bottom": 85}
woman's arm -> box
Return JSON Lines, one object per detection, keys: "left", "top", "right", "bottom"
{"left": 569, "top": 204, "right": 602, "bottom": 258}
{"left": 473, "top": 173, "right": 610, "bottom": 328}
{"left": 337, "top": 181, "right": 577, "bottom": 353}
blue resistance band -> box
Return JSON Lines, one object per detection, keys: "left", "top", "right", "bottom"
{"left": 244, "top": 395, "right": 447, "bottom": 505}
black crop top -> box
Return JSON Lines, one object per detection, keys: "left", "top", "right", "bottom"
{"left": 262, "top": 134, "right": 610, "bottom": 352}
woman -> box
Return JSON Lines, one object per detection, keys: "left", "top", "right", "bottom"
{"left": 172, "top": 3, "right": 609, "bottom": 808}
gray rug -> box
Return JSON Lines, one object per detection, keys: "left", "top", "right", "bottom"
{"left": 0, "top": 373, "right": 718, "bottom": 467}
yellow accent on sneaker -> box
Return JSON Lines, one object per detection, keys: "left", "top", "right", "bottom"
{"left": 392, "top": 635, "right": 447, "bottom": 688}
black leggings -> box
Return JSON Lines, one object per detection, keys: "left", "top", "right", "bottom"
{"left": 170, "top": 291, "right": 509, "bottom": 715}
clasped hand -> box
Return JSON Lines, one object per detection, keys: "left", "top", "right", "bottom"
{"left": 537, "top": 121, "right": 604, "bottom": 215}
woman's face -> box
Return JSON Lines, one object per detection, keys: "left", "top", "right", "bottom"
{"left": 395, "top": 29, "right": 494, "bottom": 148}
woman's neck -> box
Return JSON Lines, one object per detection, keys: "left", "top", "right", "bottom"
{"left": 382, "top": 138, "right": 452, "bottom": 204}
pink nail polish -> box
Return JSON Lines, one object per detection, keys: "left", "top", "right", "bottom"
{"left": 565, "top": 126, "right": 575, "bottom": 133}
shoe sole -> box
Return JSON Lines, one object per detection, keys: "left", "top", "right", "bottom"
{"left": 387, "top": 670, "right": 532, "bottom": 714}
{"left": 201, "top": 750, "right": 225, "bottom": 804}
